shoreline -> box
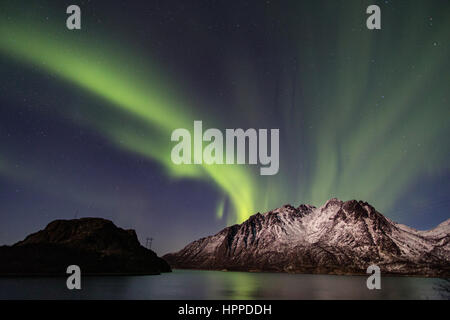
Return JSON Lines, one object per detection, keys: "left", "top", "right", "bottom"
{"left": 169, "top": 267, "right": 450, "bottom": 279}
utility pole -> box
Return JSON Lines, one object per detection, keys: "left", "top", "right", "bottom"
{"left": 145, "top": 237, "right": 153, "bottom": 250}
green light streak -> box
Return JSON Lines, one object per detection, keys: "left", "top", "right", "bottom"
{"left": 296, "top": 2, "right": 450, "bottom": 215}
{"left": 0, "top": 14, "right": 256, "bottom": 223}
{"left": 215, "top": 196, "right": 226, "bottom": 219}
{"left": 0, "top": 2, "right": 448, "bottom": 225}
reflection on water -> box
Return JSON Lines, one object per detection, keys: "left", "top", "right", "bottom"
{"left": 0, "top": 269, "right": 446, "bottom": 300}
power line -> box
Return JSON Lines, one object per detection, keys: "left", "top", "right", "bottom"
{"left": 145, "top": 237, "right": 153, "bottom": 250}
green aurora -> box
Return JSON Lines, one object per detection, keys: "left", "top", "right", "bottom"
{"left": 0, "top": 9, "right": 258, "bottom": 223}
{"left": 0, "top": 1, "right": 449, "bottom": 225}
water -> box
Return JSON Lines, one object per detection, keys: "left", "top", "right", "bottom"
{"left": 0, "top": 269, "right": 446, "bottom": 300}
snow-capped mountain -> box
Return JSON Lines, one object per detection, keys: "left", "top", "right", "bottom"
{"left": 163, "top": 199, "right": 450, "bottom": 276}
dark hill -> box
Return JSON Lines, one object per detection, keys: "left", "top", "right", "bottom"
{"left": 0, "top": 218, "right": 171, "bottom": 276}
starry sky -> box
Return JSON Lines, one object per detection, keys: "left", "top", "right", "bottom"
{"left": 0, "top": 0, "right": 449, "bottom": 254}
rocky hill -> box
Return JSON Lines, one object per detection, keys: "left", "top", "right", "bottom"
{"left": 0, "top": 218, "right": 171, "bottom": 275}
{"left": 163, "top": 199, "right": 449, "bottom": 277}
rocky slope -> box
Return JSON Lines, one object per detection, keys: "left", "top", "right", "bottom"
{"left": 0, "top": 218, "right": 171, "bottom": 275}
{"left": 164, "top": 199, "right": 450, "bottom": 277}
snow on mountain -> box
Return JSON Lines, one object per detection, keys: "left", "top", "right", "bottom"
{"left": 163, "top": 199, "right": 450, "bottom": 277}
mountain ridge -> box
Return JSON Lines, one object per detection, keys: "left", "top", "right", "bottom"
{"left": 163, "top": 198, "right": 450, "bottom": 277}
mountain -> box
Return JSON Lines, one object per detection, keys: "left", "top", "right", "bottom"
{"left": 163, "top": 199, "right": 450, "bottom": 277}
{"left": 0, "top": 218, "right": 171, "bottom": 275}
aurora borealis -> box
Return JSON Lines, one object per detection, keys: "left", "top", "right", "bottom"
{"left": 0, "top": 0, "right": 449, "bottom": 253}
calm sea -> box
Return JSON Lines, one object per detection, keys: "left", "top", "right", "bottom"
{"left": 0, "top": 269, "right": 446, "bottom": 300}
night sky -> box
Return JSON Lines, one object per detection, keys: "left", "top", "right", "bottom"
{"left": 0, "top": 0, "right": 449, "bottom": 255}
